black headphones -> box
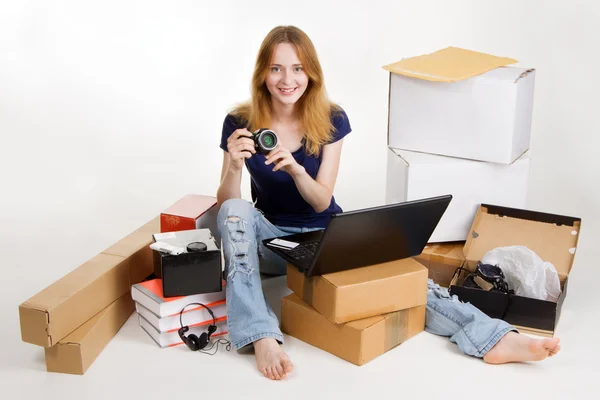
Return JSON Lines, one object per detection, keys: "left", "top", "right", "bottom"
{"left": 178, "top": 302, "right": 218, "bottom": 351}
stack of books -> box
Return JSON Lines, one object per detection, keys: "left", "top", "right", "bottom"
{"left": 131, "top": 278, "right": 228, "bottom": 348}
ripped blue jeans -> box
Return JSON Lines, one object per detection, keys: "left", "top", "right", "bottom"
{"left": 426, "top": 281, "right": 516, "bottom": 357}
{"left": 217, "top": 198, "right": 321, "bottom": 349}
{"left": 218, "top": 198, "right": 515, "bottom": 356}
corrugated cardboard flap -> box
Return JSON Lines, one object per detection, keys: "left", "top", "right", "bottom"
{"left": 464, "top": 204, "right": 581, "bottom": 280}
{"left": 382, "top": 46, "right": 518, "bottom": 82}
{"left": 19, "top": 305, "right": 51, "bottom": 347}
{"left": 323, "top": 259, "right": 425, "bottom": 288}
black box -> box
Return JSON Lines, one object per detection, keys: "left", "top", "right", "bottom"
{"left": 152, "top": 229, "right": 222, "bottom": 297}
{"left": 449, "top": 204, "right": 581, "bottom": 337}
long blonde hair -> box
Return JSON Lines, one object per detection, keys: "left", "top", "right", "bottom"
{"left": 230, "top": 26, "right": 341, "bottom": 156}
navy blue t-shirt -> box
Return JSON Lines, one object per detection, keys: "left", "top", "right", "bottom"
{"left": 219, "top": 109, "right": 351, "bottom": 229}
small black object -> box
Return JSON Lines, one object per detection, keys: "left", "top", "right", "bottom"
{"left": 187, "top": 241, "right": 207, "bottom": 252}
{"left": 178, "top": 302, "right": 217, "bottom": 351}
{"left": 462, "top": 262, "right": 514, "bottom": 295}
{"left": 155, "top": 249, "right": 222, "bottom": 297}
{"left": 251, "top": 128, "right": 278, "bottom": 154}
{"left": 178, "top": 302, "right": 232, "bottom": 354}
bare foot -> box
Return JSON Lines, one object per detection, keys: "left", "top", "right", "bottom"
{"left": 254, "top": 338, "right": 294, "bottom": 380}
{"left": 483, "top": 332, "right": 561, "bottom": 364}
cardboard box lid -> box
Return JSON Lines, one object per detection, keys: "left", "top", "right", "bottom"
{"left": 322, "top": 258, "right": 426, "bottom": 288}
{"left": 162, "top": 194, "right": 217, "bottom": 219}
{"left": 464, "top": 205, "right": 581, "bottom": 278}
{"left": 382, "top": 46, "right": 518, "bottom": 82}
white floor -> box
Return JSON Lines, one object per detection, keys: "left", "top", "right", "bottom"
{"left": 3, "top": 236, "right": 599, "bottom": 400}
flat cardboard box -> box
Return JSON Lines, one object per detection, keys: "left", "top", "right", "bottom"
{"left": 281, "top": 294, "right": 425, "bottom": 366}
{"left": 383, "top": 47, "right": 535, "bottom": 164}
{"left": 414, "top": 242, "right": 465, "bottom": 287}
{"left": 19, "top": 217, "right": 158, "bottom": 347}
{"left": 449, "top": 204, "right": 581, "bottom": 337}
{"left": 44, "top": 293, "right": 134, "bottom": 375}
{"left": 386, "top": 148, "right": 530, "bottom": 242}
{"left": 286, "top": 258, "right": 428, "bottom": 324}
{"left": 160, "top": 194, "right": 219, "bottom": 241}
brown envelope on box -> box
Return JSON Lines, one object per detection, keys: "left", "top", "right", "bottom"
{"left": 19, "top": 217, "right": 158, "bottom": 347}
{"left": 414, "top": 242, "right": 465, "bottom": 287}
{"left": 382, "top": 46, "right": 517, "bottom": 82}
{"left": 282, "top": 294, "right": 425, "bottom": 366}
{"left": 45, "top": 293, "right": 134, "bottom": 375}
{"left": 286, "top": 258, "right": 428, "bottom": 324}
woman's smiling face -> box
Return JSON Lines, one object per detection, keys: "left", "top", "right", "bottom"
{"left": 265, "top": 43, "right": 309, "bottom": 107}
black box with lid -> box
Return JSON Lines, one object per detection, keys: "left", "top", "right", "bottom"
{"left": 151, "top": 229, "right": 222, "bottom": 297}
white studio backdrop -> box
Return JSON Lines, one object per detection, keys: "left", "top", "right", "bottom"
{"left": 1, "top": 0, "right": 599, "bottom": 294}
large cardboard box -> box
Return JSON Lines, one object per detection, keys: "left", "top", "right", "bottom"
{"left": 44, "top": 293, "right": 134, "bottom": 375}
{"left": 414, "top": 242, "right": 465, "bottom": 287}
{"left": 286, "top": 258, "right": 428, "bottom": 324}
{"left": 383, "top": 47, "right": 535, "bottom": 164}
{"left": 281, "top": 294, "right": 425, "bottom": 366}
{"left": 386, "top": 148, "right": 530, "bottom": 242}
{"left": 19, "top": 217, "right": 158, "bottom": 347}
{"left": 449, "top": 204, "right": 581, "bottom": 337}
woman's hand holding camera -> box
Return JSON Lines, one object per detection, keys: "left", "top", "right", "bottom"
{"left": 227, "top": 128, "right": 256, "bottom": 171}
{"left": 264, "top": 145, "right": 305, "bottom": 177}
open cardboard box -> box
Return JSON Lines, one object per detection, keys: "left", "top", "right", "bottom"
{"left": 449, "top": 204, "right": 581, "bottom": 337}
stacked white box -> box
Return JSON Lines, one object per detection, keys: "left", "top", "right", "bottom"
{"left": 383, "top": 47, "right": 535, "bottom": 242}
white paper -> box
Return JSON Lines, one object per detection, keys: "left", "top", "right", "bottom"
{"left": 270, "top": 238, "right": 299, "bottom": 249}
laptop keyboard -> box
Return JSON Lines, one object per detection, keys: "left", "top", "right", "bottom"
{"left": 285, "top": 241, "right": 319, "bottom": 260}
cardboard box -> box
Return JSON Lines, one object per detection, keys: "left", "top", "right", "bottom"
{"left": 414, "top": 242, "right": 465, "bottom": 287}
{"left": 44, "top": 293, "right": 134, "bottom": 375}
{"left": 286, "top": 258, "right": 428, "bottom": 324}
{"left": 281, "top": 294, "right": 425, "bottom": 366}
{"left": 386, "top": 148, "right": 530, "bottom": 242}
{"left": 449, "top": 204, "right": 581, "bottom": 337}
{"left": 383, "top": 47, "right": 535, "bottom": 164}
{"left": 160, "top": 194, "right": 219, "bottom": 241}
{"left": 19, "top": 217, "right": 158, "bottom": 347}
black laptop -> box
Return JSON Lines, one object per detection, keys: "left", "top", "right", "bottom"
{"left": 263, "top": 195, "right": 452, "bottom": 277}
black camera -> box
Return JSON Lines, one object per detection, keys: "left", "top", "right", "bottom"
{"left": 251, "top": 128, "right": 278, "bottom": 154}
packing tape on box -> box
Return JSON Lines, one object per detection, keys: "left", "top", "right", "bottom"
{"left": 384, "top": 309, "right": 409, "bottom": 352}
{"left": 429, "top": 245, "right": 464, "bottom": 267}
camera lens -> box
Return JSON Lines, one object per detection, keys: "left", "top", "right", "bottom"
{"left": 255, "top": 129, "right": 278, "bottom": 153}
{"left": 261, "top": 134, "right": 274, "bottom": 147}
